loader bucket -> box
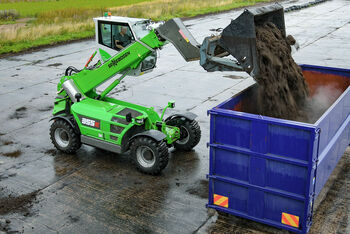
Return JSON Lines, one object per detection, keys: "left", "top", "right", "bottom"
{"left": 219, "top": 3, "right": 285, "bottom": 78}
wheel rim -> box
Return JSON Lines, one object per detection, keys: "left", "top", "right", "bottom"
{"left": 54, "top": 128, "right": 70, "bottom": 148}
{"left": 177, "top": 126, "right": 190, "bottom": 145}
{"left": 136, "top": 146, "right": 156, "bottom": 168}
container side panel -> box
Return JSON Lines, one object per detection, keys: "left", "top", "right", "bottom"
{"left": 268, "top": 125, "right": 311, "bottom": 161}
{"left": 213, "top": 115, "right": 251, "bottom": 149}
{"left": 212, "top": 179, "right": 249, "bottom": 213}
{"left": 266, "top": 160, "right": 308, "bottom": 196}
{"left": 248, "top": 189, "right": 265, "bottom": 218}
{"left": 315, "top": 114, "right": 350, "bottom": 196}
{"left": 317, "top": 88, "right": 350, "bottom": 153}
{"left": 249, "top": 157, "right": 266, "bottom": 186}
{"left": 213, "top": 147, "right": 250, "bottom": 182}
{"left": 264, "top": 193, "right": 305, "bottom": 228}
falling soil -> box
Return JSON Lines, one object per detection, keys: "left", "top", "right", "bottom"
{"left": 255, "top": 22, "right": 309, "bottom": 120}
{"left": 2, "top": 150, "right": 22, "bottom": 158}
{"left": 0, "top": 190, "right": 39, "bottom": 215}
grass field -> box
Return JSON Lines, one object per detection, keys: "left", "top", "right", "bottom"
{"left": 0, "top": 0, "right": 272, "bottom": 55}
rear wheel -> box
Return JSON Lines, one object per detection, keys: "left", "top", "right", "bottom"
{"left": 167, "top": 118, "right": 201, "bottom": 151}
{"left": 131, "top": 137, "right": 169, "bottom": 175}
{"left": 50, "top": 119, "right": 81, "bottom": 154}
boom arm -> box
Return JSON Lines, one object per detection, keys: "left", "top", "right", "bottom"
{"left": 58, "top": 30, "right": 164, "bottom": 99}
{"left": 57, "top": 3, "right": 285, "bottom": 104}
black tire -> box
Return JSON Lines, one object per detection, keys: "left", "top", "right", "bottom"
{"left": 50, "top": 119, "right": 81, "bottom": 154}
{"left": 130, "top": 137, "right": 169, "bottom": 175}
{"left": 167, "top": 118, "right": 201, "bottom": 151}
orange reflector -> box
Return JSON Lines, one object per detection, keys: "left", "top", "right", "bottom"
{"left": 281, "top": 212, "right": 299, "bottom": 228}
{"left": 213, "top": 194, "right": 228, "bottom": 208}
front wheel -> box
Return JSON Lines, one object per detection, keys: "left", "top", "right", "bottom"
{"left": 50, "top": 119, "right": 81, "bottom": 154}
{"left": 130, "top": 137, "right": 169, "bottom": 175}
{"left": 168, "top": 118, "right": 201, "bottom": 151}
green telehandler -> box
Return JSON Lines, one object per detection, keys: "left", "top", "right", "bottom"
{"left": 50, "top": 4, "right": 285, "bottom": 175}
{"left": 51, "top": 16, "right": 202, "bottom": 175}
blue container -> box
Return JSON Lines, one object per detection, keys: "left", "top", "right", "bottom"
{"left": 207, "top": 65, "right": 350, "bottom": 233}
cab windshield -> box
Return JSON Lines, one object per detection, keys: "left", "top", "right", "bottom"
{"left": 132, "top": 20, "right": 151, "bottom": 40}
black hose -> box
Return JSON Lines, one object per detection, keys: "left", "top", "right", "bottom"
{"left": 65, "top": 66, "right": 81, "bottom": 76}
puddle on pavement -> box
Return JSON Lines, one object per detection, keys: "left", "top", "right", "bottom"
{"left": 186, "top": 179, "right": 208, "bottom": 199}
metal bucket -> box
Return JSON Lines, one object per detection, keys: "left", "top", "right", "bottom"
{"left": 219, "top": 3, "right": 285, "bottom": 78}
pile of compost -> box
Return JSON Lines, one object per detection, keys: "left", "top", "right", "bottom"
{"left": 255, "top": 22, "right": 310, "bottom": 121}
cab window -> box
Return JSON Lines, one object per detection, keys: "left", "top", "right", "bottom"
{"left": 98, "top": 21, "right": 134, "bottom": 51}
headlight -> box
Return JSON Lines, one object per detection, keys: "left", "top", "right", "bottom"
{"left": 135, "top": 118, "right": 144, "bottom": 124}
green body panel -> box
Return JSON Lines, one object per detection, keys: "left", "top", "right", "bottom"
{"left": 53, "top": 28, "right": 180, "bottom": 151}
{"left": 70, "top": 97, "right": 180, "bottom": 146}
{"left": 99, "top": 48, "right": 111, "bottom": 62}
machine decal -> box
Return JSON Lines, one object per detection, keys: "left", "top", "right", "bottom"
{"left": 213, "top": 194, "right": 228, "bottom": 208}
{"left": 79, "top": 115, "right": 101, "bottom": 129}
{"left": 108, "top": 51, "right": 130, "bottom": 68}
{"left": 281, "top": 212, "right": 299, "bottom": 228}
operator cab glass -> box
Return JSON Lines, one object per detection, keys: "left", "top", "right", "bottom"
{"left": 131, "top": 20, "right": 158, "bottom": 72}
{"left": 98, "top": 22, "right": 134, "bottom": 51}
{"left": 96, "top": 18, "right": 157, "bottom": 74}
{"left": 131, "top": 20, "right": 151, "bottom": 40}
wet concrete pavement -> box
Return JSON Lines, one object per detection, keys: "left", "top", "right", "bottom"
{"left": 1, "top": 0, "right": 350, "bottom": 233}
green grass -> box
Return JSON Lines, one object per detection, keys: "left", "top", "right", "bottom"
{"left": 0, "top": 19, "right": 17, "bottom": 25}
{"left": 0, "top": 0, "right": 153, "bottom": 17}
{"left": 1, "top": 30, "right": 94, "bottom": 54}
{"left": 0, "top": 0, "right": 273, "bottom": 55}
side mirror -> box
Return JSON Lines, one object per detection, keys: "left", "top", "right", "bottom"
{"left": 126, "top": 113, "right": 132, "bottom": 123}
{"left": 75, "top": 93, "right": 82, "bottom": 102}
{"left": 168, "top": 101, "right": 175, "bottom": 109}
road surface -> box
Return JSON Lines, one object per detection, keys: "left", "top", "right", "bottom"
{"left": 0, "top": 0, "right": 350, "bottom": 233}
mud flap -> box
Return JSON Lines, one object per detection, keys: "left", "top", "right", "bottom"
{"left": 130, "top": 130, "right": 167, "bottom": 142}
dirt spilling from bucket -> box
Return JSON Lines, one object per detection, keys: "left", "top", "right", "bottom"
{"left": 255, "top": 22, "right": 309, "bottom": 121}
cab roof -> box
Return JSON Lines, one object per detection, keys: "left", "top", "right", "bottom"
{"left": 93, "top": 16, "right": 148, "bottom": 25}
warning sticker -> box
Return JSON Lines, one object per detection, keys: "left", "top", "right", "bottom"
{"left": 281, "top": 212, "right": 299, "bottom": 228}
{"left": 213, "top": 194, "right": 228, "bottom": 208}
